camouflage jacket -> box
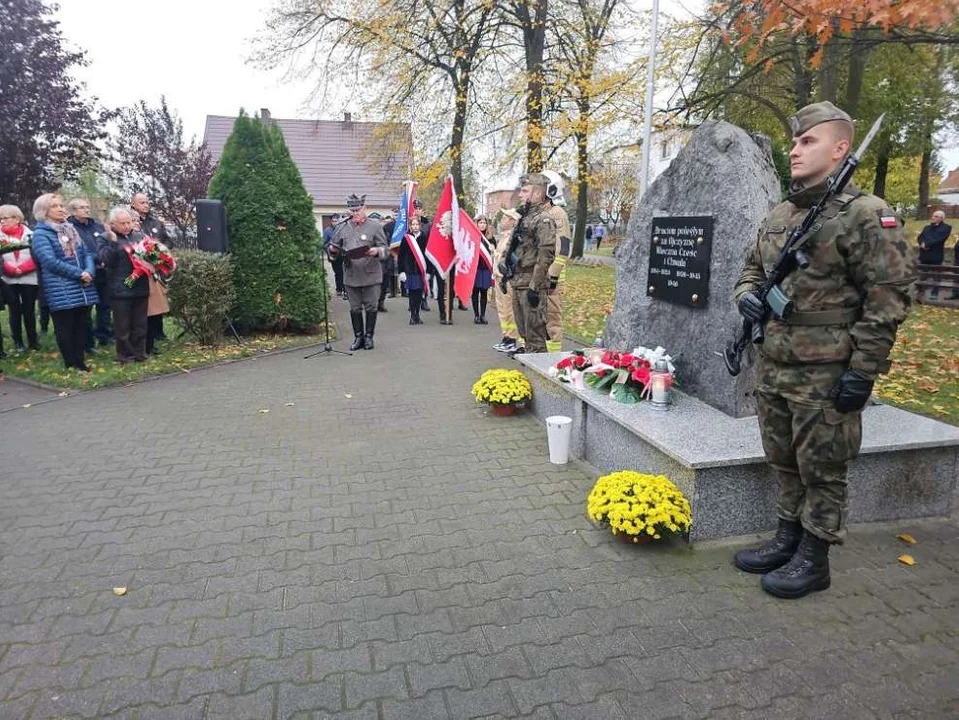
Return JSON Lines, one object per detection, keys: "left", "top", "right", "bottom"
{"left": 733, "top": 182, "right": 915, "bottom": 378}
{"left": 512, "top": 202, "right": 556, "bottom": 292}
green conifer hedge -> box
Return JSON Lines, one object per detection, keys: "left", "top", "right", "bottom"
{"left": 208, "top": 111, "right": 326, "bottom": 331}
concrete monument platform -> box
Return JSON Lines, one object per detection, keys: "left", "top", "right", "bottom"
{"left": 518, "top": 352, "right": 959, "bottom": 541}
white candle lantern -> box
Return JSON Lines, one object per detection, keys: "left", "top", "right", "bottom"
{"left": 650, "top": 370, "right": 671, "bottom": 410}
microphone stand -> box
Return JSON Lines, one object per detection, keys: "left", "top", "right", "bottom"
{"left": 304, "top": 249, "right": 352, "bottom": 359}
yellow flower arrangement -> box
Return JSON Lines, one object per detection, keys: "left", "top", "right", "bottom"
{"left": 586, "top": 471, "right": 692, "bottom": 541}
{"left": 471, "top": 368, "right": 534, "bottom": 406}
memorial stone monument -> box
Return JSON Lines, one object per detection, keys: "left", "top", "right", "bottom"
{"left": 517, "top": 120, "right": 958, "bottom": 541}
{"left": 605, "top": 121, "right": 782, "bottom": 417}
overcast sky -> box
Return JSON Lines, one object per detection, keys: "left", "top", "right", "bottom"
{"left": 55, "top": 0, "right": 958, "bottom": 184}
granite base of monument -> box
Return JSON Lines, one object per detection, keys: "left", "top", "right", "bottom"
{"left": 518, "top": 353, "right": 959, "bottom": 542}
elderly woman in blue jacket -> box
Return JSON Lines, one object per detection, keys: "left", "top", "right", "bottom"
{"left": 30, "top": 193, "right": 99, "bottom": 371}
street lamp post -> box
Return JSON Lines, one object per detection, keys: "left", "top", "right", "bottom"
{"left": 639, "top": 0, "right": 660, "bottom": 199}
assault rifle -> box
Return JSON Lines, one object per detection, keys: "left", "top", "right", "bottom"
{"left": 497, "top": 205, "right": 528, "bottom": 294}
{"left": 723, "top": 113, "right": 885, "bottom": 377}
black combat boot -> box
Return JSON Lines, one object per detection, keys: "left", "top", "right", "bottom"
{"left": 760, "top": 531, "right": 831, "bottom": 599}
{"left": 363, "top": 311, "right": 377, "bottom": 350}
{"left": 734, "top": 519, "right": 802, "bottom": 574}
{"left": 349, "top": 311, "right": 365, "bottom": 351}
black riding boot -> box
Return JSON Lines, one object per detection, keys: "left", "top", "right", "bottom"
{"left": 364, "top": 311, "right": 377, "bottom": 350}
{"left": 734, "top": 519, "right": 802, "bottom": 574}
{"left": 349, "top": 311, "right": 365, "bottom": 351}
{"left": 761, "top": 531, "right": 831, "bottom": 599}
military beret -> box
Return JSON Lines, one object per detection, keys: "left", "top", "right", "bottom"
{"left": 520, "top": 173, "right": 549, "bottom": 188}
{"left": 790, "top": 101, "right": 853, "bottom": 137}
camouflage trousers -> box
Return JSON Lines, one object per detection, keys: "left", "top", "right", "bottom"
{"left": 512, "top": 286, "right": 548, "bottom": 353}
{"left": 755, "top": 358, "right": 864, "bottom": 544}
{"left": 546, "top": 284, "right": 564, "bottom": 353}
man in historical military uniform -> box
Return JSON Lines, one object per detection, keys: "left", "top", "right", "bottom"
{"left": 732, "top": 102, "right": 914, "bottom": 599}
{"left": 509, "top": 173, "right": 557, "bottom": 354}
{"left": 541, "top": 170, "right": 572, "bottom": 353}
{"left": 329, "top": 194, "right": 390, "bottom": 351}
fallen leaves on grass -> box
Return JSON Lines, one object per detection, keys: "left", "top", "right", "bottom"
{"left": 563, "top": 264, "right": 616, "bottom": 343}
{"left": 873, "top": 306, "right": 959, "bottom": 425}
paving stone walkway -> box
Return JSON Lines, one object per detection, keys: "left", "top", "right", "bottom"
{"left": 1, "top": 291, "right": 957, "bottom": 719}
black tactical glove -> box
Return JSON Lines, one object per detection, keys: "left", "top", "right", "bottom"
{"left": 527, "top": 289, "right": 540, "bottom": 308}
{"left": 829, "top": 369, "right": 874, "bottom": 413}
{"left": 737, "top": 292, "right": 766, "bottom": 323}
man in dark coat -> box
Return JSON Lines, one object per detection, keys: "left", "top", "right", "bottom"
{"left": 323, "top": 213, "right": 347, "bottom": 297}
{"left": 918, "top": 210, "right": 952, "bottom": 298}
{"left": 67, "top": 198, "right": 112, "bottom": 348}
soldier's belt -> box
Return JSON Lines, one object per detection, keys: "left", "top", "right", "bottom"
{"left": 781, "top": 307, "right": 860, "bottom": 326}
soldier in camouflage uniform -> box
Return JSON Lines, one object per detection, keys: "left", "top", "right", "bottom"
{"left": 732, "top": 102, "right": 915, "bottom": 599}
{"left": 509, "top": 173, "right": 557, "bottom": 354}
{"left": 541, "top": 170, "right": 572, "bottom": 353}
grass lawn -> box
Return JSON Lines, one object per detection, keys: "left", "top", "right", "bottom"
{"left": 583, "top": 241, "right": 619, "bottom": 258}
{"left": 0, "top": 308, "right": 330, "bottom": 390}
{"left": 564, "top": 262, "right": 959, "bottom": 425}
{"left": 563, "top": 264, "right": 617, "bottom": 344}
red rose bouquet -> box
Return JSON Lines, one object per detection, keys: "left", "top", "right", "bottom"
{"left": 124, "top": 237, "right": 177, "bottom": 287}
{"left": 583, "top": 350, "right": 651, "bottom": 403}
{"left": 551, "top": 350, "right": 593, "bottom": 385}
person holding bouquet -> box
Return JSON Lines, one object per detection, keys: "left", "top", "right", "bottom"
{"left": 100, "top": 207, "right": 149, "bottom": 364}
{"left": 0, "top": 205, "right": 39, "bottom": 353}
{"left": 29, "top": 194, "right": 99, "bottom": 371}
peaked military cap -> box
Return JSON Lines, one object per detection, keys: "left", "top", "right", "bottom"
{"left": 520, "top": 172, "right": 550, "bottom": 188}
{"left": 790, "top": 101, "right": 853, "bottom": 137}
{"left": 346, "top": 193, "right": 366, "bottom": 209}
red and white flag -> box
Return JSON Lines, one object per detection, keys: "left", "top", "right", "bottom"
{"left": 425, "top": 177, "right": 457, "bottom": 276}
{"left": 453, "top": 210, "right": 482, "bottom": 307}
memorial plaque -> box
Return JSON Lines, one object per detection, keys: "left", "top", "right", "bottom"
{"left": 646, "top": 215, "right": 713, "bottom": 308}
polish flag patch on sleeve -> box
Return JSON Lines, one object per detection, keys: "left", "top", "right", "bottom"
{"left": 878, "top": 210, "right": 899, "bottom": 228}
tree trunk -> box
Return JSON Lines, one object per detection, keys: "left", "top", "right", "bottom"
{"left": 873, "top": 142, "right": 889, "bottom": 199}
{"left": 517, "top": 0, "right": 547, "bottom": 172}
{"left": 791, "top": 36, "right": 814, "bottom": 109}
{"left": 450, "top": 70, "right": 470, "bottom": 206}
{"left": 918, "top": 142, "right": 932, "bottom": 220}
{"left": 573, "top": 129, "right": 589, "bottom": 259}
{"left": 843, "top": 27, "right": 871, "bottom": 116}
{"left": 815, "top": 20, "right": 841, "bottom": 104}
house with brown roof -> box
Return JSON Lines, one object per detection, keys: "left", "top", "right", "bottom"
{"left": 203, "top": 110, "right": 413, "bottom": 229}
{"left": 937, "top": 167, "right": 959, "bottom": 205}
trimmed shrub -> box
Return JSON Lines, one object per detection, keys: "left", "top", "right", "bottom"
{"left": 167, "top": 250, "right": 237, "bottom": 346}
{"left": 207, "top": 111, "right": 326, "bottom": 331}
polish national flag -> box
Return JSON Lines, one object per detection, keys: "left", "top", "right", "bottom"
{"left": 452, "top": 210, "right": 482, "bottom": 307}
{"left": 425, "top": 176, "right": 457, "bottom": 276}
